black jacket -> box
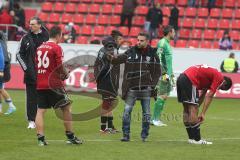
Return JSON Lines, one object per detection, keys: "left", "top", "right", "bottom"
{"left": 16, "top": 27, "right": 49, "bottom": 84}
{"left": 94, "top": 47, "right": 120, "bottom": 97}
{"left": 169, "top": 6, "right": 179, "bottom": 30}
{"left": 146, "top": 7, "right": 163, "bottom": 29}
{"left": 111, "top": 45, "right": 161, "bottom": 100}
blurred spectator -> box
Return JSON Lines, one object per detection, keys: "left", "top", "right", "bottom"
{"left": 146, "top": 2, "right": 163, "bottom": 41}
{"left": 15, "top": 26, "right": 25, "bottom": 41}
{"left": 219, "top": 31, "right": 232, "bottom": 50}
{"left": 120, "top": 0, "right": 138, "bottom": 32}
{"left": 12, "top": 2, "right": 25, "bottom": 28}
{"left": 0, "top": 7, "right": 14, "bottom": 40}
{"left": 208, "top": 0, "right": 215, "bottom": 15}
{"left": 188, "top": 0, "right": 196, "bottom": 7}
{"left": 146, "top": 0, "right": 154, "bottom": 6}
{"left": 220, "top": 52, "right": 239, "bottom": 73}
{"left": 169, "top": 4, "right": 179, "bottom": 45}
{"left": 63, "top": 22, "right": 76, "bottom": 43}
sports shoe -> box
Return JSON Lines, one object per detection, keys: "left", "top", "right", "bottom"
{"left": 38, "top": 140, "right": 48, "bottom": 146}
{"left": 152, "top": 120, "right": 167, "bottom": 127}
{"left": 188, "top": 139, "right": 213, "bottom": 145}
{"left": 4, "top": 106, "right": 16, "bottom": 115}
{"left": 27, "top": 121, "right": 36, "bottom": 129}
{"left": 66, "top": 136, "right": 83, "bottom": 144}
{"left": 120, "top": 135, "right": 130, "bottom": 142}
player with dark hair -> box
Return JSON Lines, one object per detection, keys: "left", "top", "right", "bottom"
{"left": 94, "top": 30, "right": 123, "bottom": 134}
{"left": 35, "top": 26, "right": 82, "bottom": 146}
{"left": 151, "top": 25, "right": 175, "bottom": 126}
{"left": 177, "top": 64, "right": 232, "bottom": 145}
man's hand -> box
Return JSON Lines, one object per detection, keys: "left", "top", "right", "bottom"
{"left": 0, "top": 72, "right": 4, "bottom": 77}
{"left": 198, "top": 112, "right": 205, "bottom": 123}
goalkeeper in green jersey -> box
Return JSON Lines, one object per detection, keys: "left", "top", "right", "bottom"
{"left": 151, "top": 25, "right": 175, "bottom": 126}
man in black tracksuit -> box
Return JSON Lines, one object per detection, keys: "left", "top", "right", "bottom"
{"left": 94, "top": 30, "right": 123, "bottom": 133}
{"left": 108, "top": 32, "right": 161, "bottom": 142}
{"left": 16, "top": 17, "right": 49, "bottom": 129}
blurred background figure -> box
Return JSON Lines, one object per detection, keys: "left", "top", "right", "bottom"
{"left": 63, "top": 22, "right": 76, "bottom": 43}
{"left": 12, "top": 2, "right": 25, "bottom": 28}
{"left": 219, "top": 30, "right": 232, "bottom": 50}
{"left": 220, "top": 52, "right": 239, "bottom": 73}
{"left": 169, "top": 4, "right": 179, "bottom": 45}
{"left": 146, "top": 2, "right": 163, "bottom": 42}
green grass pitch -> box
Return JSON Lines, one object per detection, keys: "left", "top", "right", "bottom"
{"left": 0, "top": 90, "right": 240, "bottom": 160}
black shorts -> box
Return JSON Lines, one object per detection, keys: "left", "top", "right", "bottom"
{"left": 37, "top": 88, "right": 71, "bottom": 109}
{"left": 177, "top": 74, "right": 199, "bottom": 105}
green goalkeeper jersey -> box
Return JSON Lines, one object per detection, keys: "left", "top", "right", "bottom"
{"left": 157, "top": 37, "right": 173, "bottom": 76}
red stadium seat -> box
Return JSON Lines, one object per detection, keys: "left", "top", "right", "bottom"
{"left": 54, "top": 2, "right": 64, "bottom": 12}
{"left": 163, "top": 17, "right": 169, "bottom": 26}
{"left": 117, "top": 0, "right": 123, "bottom": 4}
{"left": 200, "top": 41, "right": 212, "bottom": 48}
{"left": 105, "top": 0, "right": 116, "bottom": 4}
{"left": 65, "top": 3, "right": 76, "bottom": 13}
{"left": 212, "top": 41, "right": 219, "bottom": 49}
{"left": 179, "top": 29, "right": 190, "bottom": 39}
{"left": 105, "top": 26, "right": 117, "bottom": 35}
{"left": 58, "top": 24, "right": 65, "bottom": 31}
{"left": 118, "top": 26, "right": 129, "bottom": 36}
{"left": 162, "top": 7, "right": 170, "bottom": 17}
{"left": 194, "top": 18, "right": 205, "bottom": 29}
{"left": 219, "top": 19, "right": 230, "bottom": 29}
{"left": 49, "top": 13, "right": 60, "bottom": 23}
{"left": 133, "top": 16, "right": 145, "bottom": 26}
{"left": 81, "top": 25, "right": 92, "bottom": 35}
{"left": 76, "top": 36, "right": 88, "bottom": 44}
{"left": 46, "top": 23, "right": 54, "bottom": 30}
{"left": 61, "top": 13, "right": 73, "bottom": 24}
{"left": 135, "top": 6, "right": 148, "bottom": 16}
{"left": 178, "top": 7, "right": 185, "bottom": 17}
{"left": 113, "top": 5, "right": 123, "bottom": 15}
{"left": 165, "top": 0, "right": 176, "bottom": 5}
{"left": 85, "top": 14, "right": 96, "bottom": 25}
{"left": 216, "top": 30, "right": 224, "bottom": 39}
{"left": 41, "top": 2, "right": 53, "bottom": 12}
{"left": 207, "top": 19, "right": 218, "bottom": 29}
{"left": 110, "top": 15, "right": 120, "bottom": 25}
{"left": 185, "top": 7, "right": 196, "bottom": 17}
{"left": 225, "top": 0, "right": 235, "bottom": 8}
{"left": 82, "top": 0, "right": 91, "bottom": 3}
{"left": 230, "top": 31, "right": 240, "bottom": 41}
{"left": 203, "top": 30, "right": 215, "bottom": 40}
{"left": 188, "top": 40, "right": 199, "bottom": 48}
{"left": 129, "top": 27, "right": 141, "bottom": 37}
{"left": 138, "top": 0, "right": 147, "bottom": 5}
{"left": 176, "top": 40, "right": 187, "bottom": 48}
{"left": 93, "top": 0, "right": 104, "bottom": 3}
{"left": 77, "top": 4, "right": 88, "bottom": 13}
{"left": 232, "top": 42, "right": 239, "bottom": 50}
{"left": 69, "top": 0, "right": 80, "bottom": 2}
{"left": 182, "top": 18, "right": 193, "bottom": 28}
{"left": 234, "top": 9, "right": 240, "bottom": 19}
{"left": 89, "top": 4, "right": 100, "bottom": 14}
{"left": 222, "top": 9, "right": 233, "bottom": 19}
{"left": 94, "top": 26, "right": 105, "bottom": 36}
{"left": 102, "top": 4, "right": 113, "bottom": 14}
{"left": 191, "top": 29, "right": 202, "bottom": 39}
{"left": 177, "top": 0, "right": 188, "bottom": 6}
{"left": 151, "top": 39, "right": 159, "bottom": 47}
{"left": 215, "top": 0, "right": 223, "bottom": 7}
{"left": 98, "top": 15, "right": 109, "bottom": 25}
{"left": 128, "top": 38, "right": 137, "bottom": 46}
{"left": 73, "top": 14, "right": 84, "bottom": 24}
{"left": 210, "top": 8, "right": 221, "bottom": 18}
{"left": 38, "top": 12, "right": 48, "bottom": 22}
{"left": 197, "top": 8, "right": 208, "bottom": 18}
{"left": 231, "top": 20, "right": 240, "bottom": 30}
{"left": 73, "top": 25, "right": 81, "bottom": 34}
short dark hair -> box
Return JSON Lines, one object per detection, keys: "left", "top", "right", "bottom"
{"left": 163, "top": 25, "right": 174, "bottom": 36}
{"left": 49, "top": 26, "right": 62, "bottom": 38}
{"left": 219, "top": 76, "right": 232, "bottom": 91}
{"left": 138, "top": 32, "right": 149, "bottom": 40}
{"left": 30, "top": 16, "right": 43, "bottom": 25}
{"left": 111, "top": 30, "right": 123, "bottom": 40}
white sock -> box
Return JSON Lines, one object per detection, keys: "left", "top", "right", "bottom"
{"left": 5, "top": 99, "right": 15, "bottom": 108}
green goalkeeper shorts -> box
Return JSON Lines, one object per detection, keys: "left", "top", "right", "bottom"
{"left": 156, "top": 79, "right": 173, "bottom": 96}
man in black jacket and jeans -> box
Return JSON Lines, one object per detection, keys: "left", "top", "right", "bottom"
{"left": 16, "top": 17, "right": 49, "bottom": 129}
{"left": 108, "top": 32, "right": 161, "bottom": 142}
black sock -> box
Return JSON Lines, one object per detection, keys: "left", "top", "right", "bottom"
{"left": 66, "top": 131, "right": 74, "bottom": 139}
{"left": 37, "top": 134, "right": 45, "bottom": 141}
{"left": 184, "top": 123, "right": 194, "bottom": 139}
{"left": 101, "top": 116, "right": 107, "bottom": 130}
{"left": 191, "top": 123, "right": 201, "bottom": 141}
{"left": 107, "top": 116, "right": 113, "bottom": 129}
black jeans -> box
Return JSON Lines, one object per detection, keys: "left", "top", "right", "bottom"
{"left": 26, "top": 83, "right": 37, "bottom": 121}
{"left": 120, "top": 14, "right": 133, "bottom": 31}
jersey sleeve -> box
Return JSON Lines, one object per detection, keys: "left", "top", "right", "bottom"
{"left": 165, "top": 50, "right": 173, "bottom": 76}
{"left": 209, "top": 72, "right": 224, "bottom": 93}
